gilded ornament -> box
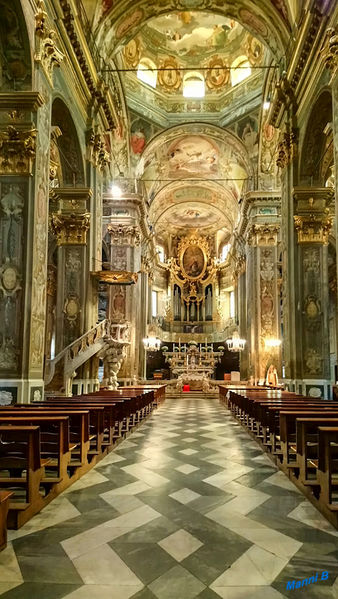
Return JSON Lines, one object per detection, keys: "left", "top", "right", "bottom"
{"left": 34, "top": 1, "right": 64, "bottom": 86}
{"left": 321, "top": 27, "right": 338, "bottom": 82}
{"left": 276, "top": 131, "right": 297, "bottom": 169}
{"left": 158, "top": 57, "right": 182, "bottom": 92}
{"left": 0, "top": 126, "right": 37, "bottom": 175}
{"left": 91, "top": 271, "right": 138, "bottom": 285}
{"left": 51, "top": 212, "right": 90, "bottom": 245}
{"left": 205, "top": 56, "right": 229, "bottom": 91}
{"left": 294, "top": 214, "right": 333, "bottom": 244}
{"left": 246, "top": 35, "right": 263, "bottom": 65}
{"left": 64, "top": 296, "right": 80, "bottom": 320}
{"left": 124, "top": 38, "right": 141, "bottom": 68}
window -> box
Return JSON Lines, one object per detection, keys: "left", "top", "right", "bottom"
{"left": 137, "top": 58, "right": 157, "bottom": 89}
{"left": 231, "top": 56, "right": 251, "bottom": 86}
{"left": 152, "top": 290, "right": 158, "bottom": 318}
{"left": 183, "top": 72, "right": 205, "bottom": 98}
{"left": 157, "top": 245, "right": 165, "bottom": 262}
{"left": 221, "top": 243, "right": 230, "bottom": 262}
{"left": 230, "top": 290, "right": 235, "bottom": 318}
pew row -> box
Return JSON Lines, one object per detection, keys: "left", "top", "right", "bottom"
{"left": 0, "top": 385, "right": 166, "bottom": 531}
{"left": 220, "top": 385, "right": 338, "bottom": 529}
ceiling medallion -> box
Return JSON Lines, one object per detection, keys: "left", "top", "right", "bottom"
{"left": 205, "top": 56, "right": 230, "bottom": 90}
{"left": 158, "top": 57, "right": 182, "bottom": 92}
{"left": 124, "top": 38, "right": 141, "bottom": 68}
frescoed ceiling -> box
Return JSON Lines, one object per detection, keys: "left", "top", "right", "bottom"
{"left": 117, "top": 10, "right": 265, "bottom": 126}
{"left": 145, "top": 125, "right": 249, "bottom": 242}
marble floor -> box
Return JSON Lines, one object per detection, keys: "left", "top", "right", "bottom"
{"left": 1, "top": 395, "right": 338, "bottom": 599}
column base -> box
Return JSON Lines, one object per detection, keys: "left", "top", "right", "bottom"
{"left": 0, "top": 379, "right": 44, "bottom": 404}
{"left": 282, "top": 378, "right": 333, "bottom": 399}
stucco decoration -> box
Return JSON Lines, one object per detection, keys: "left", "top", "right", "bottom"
{"left": 94, "top": 2, "right": 289, "bottom": 60}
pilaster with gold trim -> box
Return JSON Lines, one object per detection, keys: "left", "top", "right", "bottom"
{"left": 243, "top": 192, "right": 281, "bottom": 384}
{"left": 292, "top": 187, "right": 334, "bottom": 389}
{"left": 50, "top": 188, "right": 92, "bottom": 353}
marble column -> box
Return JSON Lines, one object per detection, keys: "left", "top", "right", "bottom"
{"left": 0, "top": 92, "right": 52, "bottom": 403}
{"left": 244, "top": 193, "right": 281, "bottom": 384}
{"left": 50, "top": 188, "right": 91, "bottom": 352}
{"left": 292, "top": 187, "right": 334, "bottom": 397}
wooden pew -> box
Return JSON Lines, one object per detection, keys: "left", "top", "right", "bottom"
{"left": 0, "top": 491, "right": 13, "bottom": 551}
{"left": 0, "top": 408, "right": 90, "bottom": 467}
{"left": 296, "top": 417, "right": 338, "bottom": 484}
{"left": 317, "top": 427, "right": 338, "bottom": 521}
{"left": 0, "top": 385, "right": 164, "bottom": 528}
{"left": 0, "top": 425, "right": 47, "bottom": 528}
{"left": 0, "top": 415, "right": 69, "bottom": 481}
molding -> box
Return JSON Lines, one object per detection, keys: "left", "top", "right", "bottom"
{"left": 0, "top": 92, "right": 45, "bottom": 112}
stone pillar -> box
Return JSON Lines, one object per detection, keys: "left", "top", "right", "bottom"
{"left": 50, "top": 188, "right": 91, "bottom": 352}
{"left": 292, "top": 187, "right": 334, "bottom": 397}
{"left": 106, "top": 222, "right": 142, "bottom": 380}
{"left": 0, "top": 92, "right": 52, "bottom": 403}
{"left": 244, "top": 193, "right": 281, "bottom": 384}
{"left": 234, "top": 255, "right": 247, "bottom": 379}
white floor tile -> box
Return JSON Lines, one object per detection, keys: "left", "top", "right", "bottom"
{"left": 158, "top": 529, "right": 203, "bottom": 562}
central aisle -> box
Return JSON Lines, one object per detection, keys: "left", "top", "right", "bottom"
{"left": 3, "top": 396, "right": 338, "bottom": 599}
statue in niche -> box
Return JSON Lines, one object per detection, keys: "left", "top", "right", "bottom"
{"left": 1, "top": 187, "right": 24, "bottom": 217}
{"left": 112, "top": 288, "right": 125, "bottom": 319}
{"left": 266, "top": 364, "right": 278, "bottom": 386}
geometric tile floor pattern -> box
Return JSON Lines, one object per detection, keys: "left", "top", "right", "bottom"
{"left": 1, "top": 395, "right": 338, "bottom": 598}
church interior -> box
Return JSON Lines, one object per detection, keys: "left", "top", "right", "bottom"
{"left": 0, "top": 0, "right": 338, "bottom": 597}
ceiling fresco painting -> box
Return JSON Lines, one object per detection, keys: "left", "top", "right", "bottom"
{"left": 94, "top": 1, "right": 291, "bottom": 59}
{"left": 140, "top": 13, "right": 240, "bottom": 60}
{"left": 90, "top": 2, "right": 285, "bottom": 250}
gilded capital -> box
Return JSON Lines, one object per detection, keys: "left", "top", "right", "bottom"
{"left": 294, "top": 213, "right": 333, "bottom": 244}
{"left": 321, "top": 27, "right": 338, "bottom": 83}
{"left": 51, "top": 212, "right": 90, "bottom": 245}
{"left": 0, "top": 126, "right": 37, "bottom": 175}
{"left": 293, "top": 187, "right": 334, "bottom": 244}
{"left": 247, "top": 224, "right": 280, "bottom": 246}
{"left": 107, "top": 224, "right": 141, "bottom": 247}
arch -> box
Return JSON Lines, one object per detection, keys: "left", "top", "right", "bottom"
{"left": 0, "top": 0, "right": 32, "bottom": 91}
{"left": 94, "top": 1, "right": 290, "bottom": 61}
{"left": 51, "top": 98, "right": 85, "bottom": 186}
{"left": 299, "top": 89, "right": 333, "bottom": 185}
{"left": 137, "top": 57, "right": 157, "bottom": 88}
{"left": 230, "top": 55, "right": 251, "bottom": 86}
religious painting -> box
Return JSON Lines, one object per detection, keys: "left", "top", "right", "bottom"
{"left": 182, "top": 245, "right": 205, "bottom": 279}
{"left": 145, "top": 12, "right": 239, "bottom": 59}
{"left": 168, "top": 136, "right": 219, "bottom": 177}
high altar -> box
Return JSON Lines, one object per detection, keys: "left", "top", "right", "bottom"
{"left": 163, "top": 342, "right": 224, "bottom": 391}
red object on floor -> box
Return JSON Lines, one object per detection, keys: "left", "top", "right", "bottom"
{"left": 183, "top": 385, "right": 190, "bottom": 392}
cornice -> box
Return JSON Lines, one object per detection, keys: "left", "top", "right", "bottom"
{"left": 0, "top": 92, "right": 45, "bottom": 112}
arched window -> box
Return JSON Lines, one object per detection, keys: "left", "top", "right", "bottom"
{"left": 220, "top": 243, "right": 230, "bottom": 262}
{"left": 231, "top": 56, "right": 251, "bottom": 86}
{"left": 156, "top": 245, "right": 165, "bottom": 263}
{"left": 137, "top": 58, "right": 157, "bottom": 89}
{"left": 183, "top": 72, "right": 205, "bottom": 98}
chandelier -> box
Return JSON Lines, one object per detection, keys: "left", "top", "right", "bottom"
{"left": 226, "top": 331, "right": 246, "bottom": 352}
{"left": 264, "top": 338, "right": 282, "bottom": 348}
{"left": 143, "top": 336, "right": 161, "bottom": 351}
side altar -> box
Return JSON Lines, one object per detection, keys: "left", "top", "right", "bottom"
{"left": 162, "top": 342, "right": 224, "bottom": 391}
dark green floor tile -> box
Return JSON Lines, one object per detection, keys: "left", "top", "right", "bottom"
{"left": 0, "top": 583, "right": 81, "bottom": 599}
{"left": 148, "top": 565, "right": 206, "bottom": 599}
{"left": 17, "top": 554, "right": 83, "bottom": 584}
{"left": 130, "top": 588, "right": 158, "bottom": 599}
{"left": 195, "top": 588, "right": 222, "bottom": 599}
{"left": 110, "top": 541, "right": 176, "bottom": 584}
